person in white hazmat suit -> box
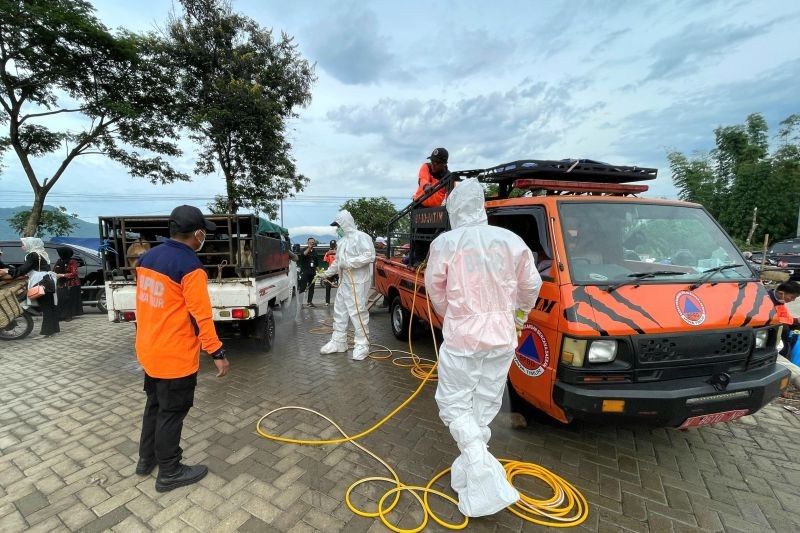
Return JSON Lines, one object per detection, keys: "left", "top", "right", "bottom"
{"left": 320, "top": 210, "right": 376, "bottom": 361}
{"left": 425, "top": 178, "right": 542, "bottom": 517}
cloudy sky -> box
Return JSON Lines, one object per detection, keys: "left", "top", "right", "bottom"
{"left": 1, "top": 0, "right": 798, "bottom": 238}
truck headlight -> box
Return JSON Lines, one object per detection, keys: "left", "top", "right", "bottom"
{"left": 588, "top": 340, "right": 617, "bottom": 363}
{"left": 755, "top": 329, "right": 769, "bottom": 350}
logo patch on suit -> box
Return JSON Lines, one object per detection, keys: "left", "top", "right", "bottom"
{"left": 514, "top": 324, "right": 550, "bottom": 377}
{"left": 675, "top": 291, "right": 706, "bottom": 326}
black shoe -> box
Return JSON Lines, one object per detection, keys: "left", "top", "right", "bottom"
{"left": 155, "top": 464, "right": 208, "bottom": 492}
{"left": 307, "top": 302, "right": 316, "bottom": 308}
{"left": 135, "top": 457, "right": 156, "bottom": 476}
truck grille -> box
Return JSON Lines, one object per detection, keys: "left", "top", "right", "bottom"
{"left": 636, "top": 329, "right": 751, "bottom": 366}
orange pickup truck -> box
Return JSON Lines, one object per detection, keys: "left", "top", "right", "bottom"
{"left": 375, "top": 160, "right": 790, "bottom": 428}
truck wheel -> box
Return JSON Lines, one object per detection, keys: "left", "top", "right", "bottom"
{"left": 253, "top": 308, "right": 276, "bottom": 352}
{"left": 390, "top": 296, "right": 411, "bottom": 340}
{"left": 96, "top": 289, "right": 107, "bottom": 314}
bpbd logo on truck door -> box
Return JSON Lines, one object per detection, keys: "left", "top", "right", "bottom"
{"left": 675, "top": 291, "right": 706, "bottom": 326}
{"left": 514, "top": 324, "right": 550, "bottom": 377}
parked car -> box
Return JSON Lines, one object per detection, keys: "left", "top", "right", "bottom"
{"left": 747, "top": 237, "right": 800, "bottom": 282}
{"left": 0, "top": 240, "right": 106, "bottom": 312}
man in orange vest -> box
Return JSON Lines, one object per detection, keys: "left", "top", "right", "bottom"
{"left": 135, "top": 205, "right": 230, "bottom": 492}
{"left": 413, "top": 147, "right": 450, "bottom": 207}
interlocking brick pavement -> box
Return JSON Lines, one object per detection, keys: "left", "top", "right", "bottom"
{"left": 1, "top": 299, "right": 800, "bottom": 532}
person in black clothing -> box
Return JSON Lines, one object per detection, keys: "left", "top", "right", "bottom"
{"left": 5, "top": 238, "right": 60, "bottom": 336}
{"left": 298, "top": 238, "right": 320, "bottom": 307}
{"left": 54, "top": 247, "right": 83, "bottom": 321}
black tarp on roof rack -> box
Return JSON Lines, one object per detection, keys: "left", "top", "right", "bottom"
{"left": 454, "top": 159, "right": 657, "bottom": 185}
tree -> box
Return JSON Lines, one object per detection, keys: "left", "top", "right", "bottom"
{"left": 0, "top": 0, "right": 190, "bottom": 236}
{"left": 340, "top": 197, "right": 400, "bottom": 239}
{"left": 8, "top": 206, "right": 76, "bottom": 237}
{"left": 669, "top": 113, "right": 800, "bottom": 245}
{"left": 167, "top": 0, "right": 315, "bottom": 217}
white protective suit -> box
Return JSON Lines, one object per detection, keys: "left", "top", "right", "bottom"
{"left": 320, "top": 210, "right": 376, "bottom": 360}
{"left": 425, "top": 178, "right": 542, "bottom": 517}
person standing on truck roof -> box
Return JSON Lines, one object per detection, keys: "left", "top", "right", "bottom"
{"left": 409, "top": 147, "right": 451, "bottom": 266}
{"left": 298, "top": 237, "right": 320, "bottom": 307}
{"left": 413, "top": 147, "right": 450, "bottom": 207}
{"left": 425, "top": 178, "right": 542, "bottom": 517}
{"left": 134, "top": 205, "right": 230, "bottom": 493}
{"left": 319, "top": 210, "right": 376, "bottom": 360}
{"left": 770, "top": 281, "right": 800, "bottom": 389}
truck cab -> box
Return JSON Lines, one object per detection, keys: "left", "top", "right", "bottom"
{"left": 376, "top": 159, "right": 790, "bottom": 428}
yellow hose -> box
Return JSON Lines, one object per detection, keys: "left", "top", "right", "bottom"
{"left": 256, "top": 266, "right": 589, "bottom": 531}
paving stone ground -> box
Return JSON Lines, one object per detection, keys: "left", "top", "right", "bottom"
{"left": 2, "top": 297, "right": 800, "bottom": 532}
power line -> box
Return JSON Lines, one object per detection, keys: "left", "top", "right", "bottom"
{"left": 1, "top": 190, "right": 410, "bottom": 202}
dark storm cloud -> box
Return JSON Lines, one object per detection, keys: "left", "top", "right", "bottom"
{"left": 326, "top": 78, "right": 605, "bottom": 164}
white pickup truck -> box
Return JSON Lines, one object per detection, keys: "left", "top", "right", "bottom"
{"left": 100, "top": 214, "right": 296, "bottom": 351}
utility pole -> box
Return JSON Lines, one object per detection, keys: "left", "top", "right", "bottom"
{"left": 280, "top": 199, "right": 284, "bottom": 227}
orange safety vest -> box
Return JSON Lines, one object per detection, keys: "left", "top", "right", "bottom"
{"left": 413, "top": 163, "right": 448, "bottom": 207}
{"left": 135, "top": 240, "right": 222, "bottom": 379}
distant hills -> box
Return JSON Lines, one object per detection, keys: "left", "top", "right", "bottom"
{"left": 0, "top": 206, "right": 336, "bottom": 244}
{"left": 0, "top": 206, "right": 99, "bottom": 240}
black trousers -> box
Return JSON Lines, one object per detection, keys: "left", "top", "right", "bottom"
{"left": 139, "top": 372, "right": 197, "bottom": 474}
{"left": 325, "top": 275, "right": 338, "bottom": 304}
{"left": 38, "top": 293, "right": 60, "bottom": 336}
{"left": 299, "top": 270, "right": 316, "bottom": 303}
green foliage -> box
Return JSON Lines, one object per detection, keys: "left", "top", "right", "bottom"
{"left": 0, "top": 0, "right": 189, "bottom": 236}
{"left": 669, "top": 113, "right": 800, "bottom": 244}
{"left": 340, "top": 197, "right": 400, "bottom": 239}
{"left": 168, "top": 0, "right": 315, "bottom": 217}
{"left": 7, "top": 207, "right": 76, "bottom": 238}
{"left": 484, "top": 183, "right": 526, "bottom": 198}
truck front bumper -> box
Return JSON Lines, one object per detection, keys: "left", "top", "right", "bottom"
{"left": 553, "top": 364, "right": 790, "bottom": 427}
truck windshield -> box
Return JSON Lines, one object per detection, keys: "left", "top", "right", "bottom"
{"left": 559, "top": 202, "right": 753, "bottom": 285}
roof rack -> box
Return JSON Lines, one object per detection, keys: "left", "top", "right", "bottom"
{"left": 457, "top": 159, "right": 657, "bottom": 185}
{"left": 390, "top": 158, "right": 657, "bottom": 224}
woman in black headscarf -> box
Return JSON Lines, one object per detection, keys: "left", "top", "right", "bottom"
{"left": 54, "top": 247, "right": 82, "bottom": 321}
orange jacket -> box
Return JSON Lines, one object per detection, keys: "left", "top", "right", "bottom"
{"left": 776, "top": 304, "right": 796, "bottom": 326}
{"left": 413, "top": 163, "right": 447, "bottom": 207}
{"left": 135, "top": 240, "right": 222, "bottom": 379}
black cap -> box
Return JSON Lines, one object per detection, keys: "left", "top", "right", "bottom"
{"left": 169, "top": 205, "right": 216, "bottom": 233}
{"left": 427, "top": 147, "right": 449, "bottom": 163}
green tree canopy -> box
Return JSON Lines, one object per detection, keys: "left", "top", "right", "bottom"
{"left": 167, "top": 0, "right": 315, "bottom": 217}
{"left": 0, "top": 0, "right": 189, "bottom": 236}
{"left": 8, "top": 206, "right": 76, "bottom": 238}
{"left": 669, "top": 113, "right": 800, "bottom": 245}
{"left": 340, "top": 197, "right": 400, "bottom": 239}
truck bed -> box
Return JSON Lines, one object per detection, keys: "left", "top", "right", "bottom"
{"left": 375, "top": 256, "right": 442, "bottom": 330}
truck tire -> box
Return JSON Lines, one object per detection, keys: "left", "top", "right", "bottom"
{"left": 390, "top": 296, "right": 411, "bottom": 341}
{"left": 96, "top": 289, "right": 107, "bottom": 314}
{"left": 253, "top": 308, "right": 276, "bottom": 352}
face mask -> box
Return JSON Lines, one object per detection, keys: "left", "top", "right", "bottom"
{"left": 194, "top": 230, "right": 206, "bottom": 252}
{"left": 336, "top": 227, "right": 345, "bottom": 238}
